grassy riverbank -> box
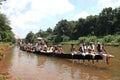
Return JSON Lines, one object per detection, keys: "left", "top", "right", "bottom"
{"left": 0, "top": 43, "right": 19, "bottom": 80}
{"left": 0, "top": 42, "right": 13, "bottom": 46}
{"left": 0, "top": 42, "right": 13, "bottom": 55}
{"left": 0, "top": 73, "right": 21, "bottom": 80}
{"left": 60, "top": 35, "right": 120, "bottom": 46}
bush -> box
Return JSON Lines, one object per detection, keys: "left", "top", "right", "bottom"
{"left": 88, "top": 36, "right": 97, "bottom": 43}
{"left": 115, "top": 35, "right": 120, "bottom": 43}
{"left": 96, "top": 38, "right": 104, "bottom": 43}
{"left": 78, "top": 37, "right": 88, "bottom": 43}
{"left": 103, "top": 35, "right": 114, "bottom": 43}
{"left": 62, "top": 35, "right": 70, "bottom": 42}
{"left": 60, "top": 40, "right": 79, "bottom": 45}
{"left": 78, "top": 36, "right": 97, "bottom": 44}
{"left": 114, "top": 35, "right": 120, "bottom": 45}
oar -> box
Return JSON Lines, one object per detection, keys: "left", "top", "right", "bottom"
{"left": 103, "top": 47, "right": 111, "bottom": 65}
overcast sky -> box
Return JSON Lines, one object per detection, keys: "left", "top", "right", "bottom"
{"left": 1, "top": 0, "right": 120, "bottom": 38}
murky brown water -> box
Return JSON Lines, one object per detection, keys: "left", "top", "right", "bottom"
{"left": 0, "top": 46, "right": 120, "bottom": 80}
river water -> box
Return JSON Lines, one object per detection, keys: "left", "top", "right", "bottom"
{"left": 0, "top": 46, "right": 120, "bottom": 80}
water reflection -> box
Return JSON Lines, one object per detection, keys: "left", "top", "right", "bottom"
{"left": 0, "top": 46, "right": 120, "bottom": 80}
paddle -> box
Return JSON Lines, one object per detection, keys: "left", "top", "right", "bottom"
{"left": 103, "top": 47, "right": 113, "bottom": 65}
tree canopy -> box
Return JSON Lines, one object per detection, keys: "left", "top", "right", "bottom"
{"left": 25, "top": 7, "right": 120, "bottom": 43}
{"left": 25, "top": 31, "right": 36, "bottom": 44}
{"left": 0, "top": 13, "right": 15, "bottom": 43}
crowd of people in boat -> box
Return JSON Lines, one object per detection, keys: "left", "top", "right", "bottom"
{"left": 20, "top": 39, "right": 115, "bottom": 64}
{"left": 20, "top": 40, "right": 106, "bottom": 56}
{"left": 19, "top": 39, "right": 114, "bottom": 65}
{"left": 20, "top": 40, "right": 64, "bottom": 53}
{"left": 70, "top": 42, "right": 106, "bottom": 55}
{"left": 70, "top": 42, "right": 114, "bottom": 64}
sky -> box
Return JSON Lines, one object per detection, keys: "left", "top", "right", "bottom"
{"left": 1, "top": 0, "right": 120, "bottom": 38}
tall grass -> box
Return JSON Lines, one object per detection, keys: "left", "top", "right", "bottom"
{"left": 78, "top": 35, "right": 120, "bottom": 46}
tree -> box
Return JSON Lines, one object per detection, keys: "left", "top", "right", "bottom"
{"left": 72, "top": 18, "right": 85, "bottom": 39}
{"left": 0, "top": 13, "right": 15, "bottom": 42}
{"left": 36, "top": 29, "right": 47, "bottom": 37}
{"left": 53, "top": 19, "right": 72, "bottom": 42}
{"left": 25, "top": 31, "right": 36, "bottom": 44}
{"left": 46, "top": 27, "right": 53, "bottom": 34}
{"left": 97, "top": 7, "right": 113, "bottom": 36}
{"left": 26, "top": 6, "right": 120, "bottom": 43}
{"left": 112, "top": 7, "right": 120, "bottom": 34}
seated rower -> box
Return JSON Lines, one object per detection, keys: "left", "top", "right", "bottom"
{"left": 57, "top": 45, "right": 64, "bottom": 54}
{"left": 78, "top": 43, "right": 87, "bottom": 56}
{"left": 87, "top": 42, "right": 95, "bottom": 54}
{"left": 53, "top": 45, "right": 59, "bottom": 53}
{"left": 70, "top": 44, "right": 77, "bottom": 55}
{"left": 47, "top": 46, "right": 54, "bottom": 52}
{"left": 97, "top": 42, "right": 114, "bottom": 65}
{"left": 35, "top": 43, "right": 42, "bottom": 52}
{"left": 40, "top": 42, "right": 48, "bottom": 52}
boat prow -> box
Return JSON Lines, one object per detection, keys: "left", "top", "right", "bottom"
{"left": 109, "top": 54, "right": 114, "bottom": 58}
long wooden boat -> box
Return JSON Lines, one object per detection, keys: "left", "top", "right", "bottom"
{"left": 19, "top": 45, "right": 103, "bottom": 60}
{"left": 19, "top": 41, "right": 115, "bottom": 65}
{"left": 20, "top": 47, "right": 103, "bottom": 61}
{"left": 33, "top": 51, "right": 103, "bottom": 61}
{"left": 20, "top": 46, "right": 115, "bottom": 65}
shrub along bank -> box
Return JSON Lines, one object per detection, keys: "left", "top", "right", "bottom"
{"left": 61, "top": 35, "right": 120, "bottom": 46}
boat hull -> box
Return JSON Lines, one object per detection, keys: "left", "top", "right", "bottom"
{"left": 34, "top": 51, "right": 103, "bottom": 60}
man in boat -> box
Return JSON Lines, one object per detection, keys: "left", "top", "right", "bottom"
{"left": 57, "top": 45, "right": 64, "bottom": 54}
{"left": 78, "top": 43, "right": 87, "bottom": 56}
{"left": 70, "top": 44, "right": 77, "bottom": 55}
{"left": 79, "top": 43, "right": 86, "bottom": 53}
{"left": 53, "top": 45, "right": 59, "bottom": 53}
{"left": 40, "top": 41, "right": 48, "bottom": 52}
{"left": 87, "top": 42, "right": 95, "bottom": 54}
{"left": 35, "top": 42, "right": 42, "bottom": 52}
{"left": 97, "top": 42, "right": 104, "bottom": 54}
{"left": 97, "top": 42, "right": 114, "bottom": 65}
{"left": 47, "top": 46, "right": 54, "bottom": 52}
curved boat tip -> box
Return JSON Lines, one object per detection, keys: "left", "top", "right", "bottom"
{"left": 109, "top": 54, "right": 114, "bottom": 58}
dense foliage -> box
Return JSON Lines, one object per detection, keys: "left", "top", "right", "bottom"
{"left": 78, "top": 35, "right": 120, "bottom": 46}
{"left": 25, "top": 31, "right": 36, "bottom": 44}
{"left": 0, "top": 13, "right": 15, "bottom": 43}
{"left": 25, "top": 7, "right": 120, "bottom": 45}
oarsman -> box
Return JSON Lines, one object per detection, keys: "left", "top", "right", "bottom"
{"left": 70, "top": 44, "right": 77, "bottom": 55}
{"left": 87, "top": 42, "right": 95, "bottom": 53}
{"left": 53, "top": 45, "right": 59, "bottom": 53}
{"left": 97, "top": 42, "right": 114, "bottom": 65}
{"left": 57, "top": 45, "right": 64, "bottom": 53}
{"left": 79, "top": 43, "right": 87, "bottom": 53}
{"left": 78, "top": 43, "right": 87, "bottom": 56}
{"left": 48, "top": 46, "right": 54, "bottom": 52}
{"left": 36, "top": 42, "right": 41, "bottom": 52}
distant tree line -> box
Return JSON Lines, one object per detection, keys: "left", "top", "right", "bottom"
{"left": 0, "top": 13, "right": 15, "bottom": 43}
{"left": 25, "top": 7, "right": 120, "bottom": 44}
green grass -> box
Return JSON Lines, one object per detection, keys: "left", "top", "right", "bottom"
{"left": 0, "top": 77, "right": 7, "bottom": 80}
{"left": 0, "top": 42, "right": 13, "bottom": 45}
{"left": 60, "top": 40, "right": 79, "bottom": 45}
{"left": 0, "top": 76, "right": 22, "bottom": 80}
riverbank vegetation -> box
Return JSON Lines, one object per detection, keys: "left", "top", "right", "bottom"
{"left": 0, "top": 12, "right": 15, "bottom": 59}
{"left": 61, "top": 35, "right": 120, "bottom": 46}
{"left": 0, "top": 72, "right": 21, "bottom": 80}
{"left": 0, "top": 13, "right": 15, "bottom": 58}
{"left": 0, "top": 13, "right": 15, "bottom": 43}
{"left": 25, "top": 7, "right": 120, "bottom": 46}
